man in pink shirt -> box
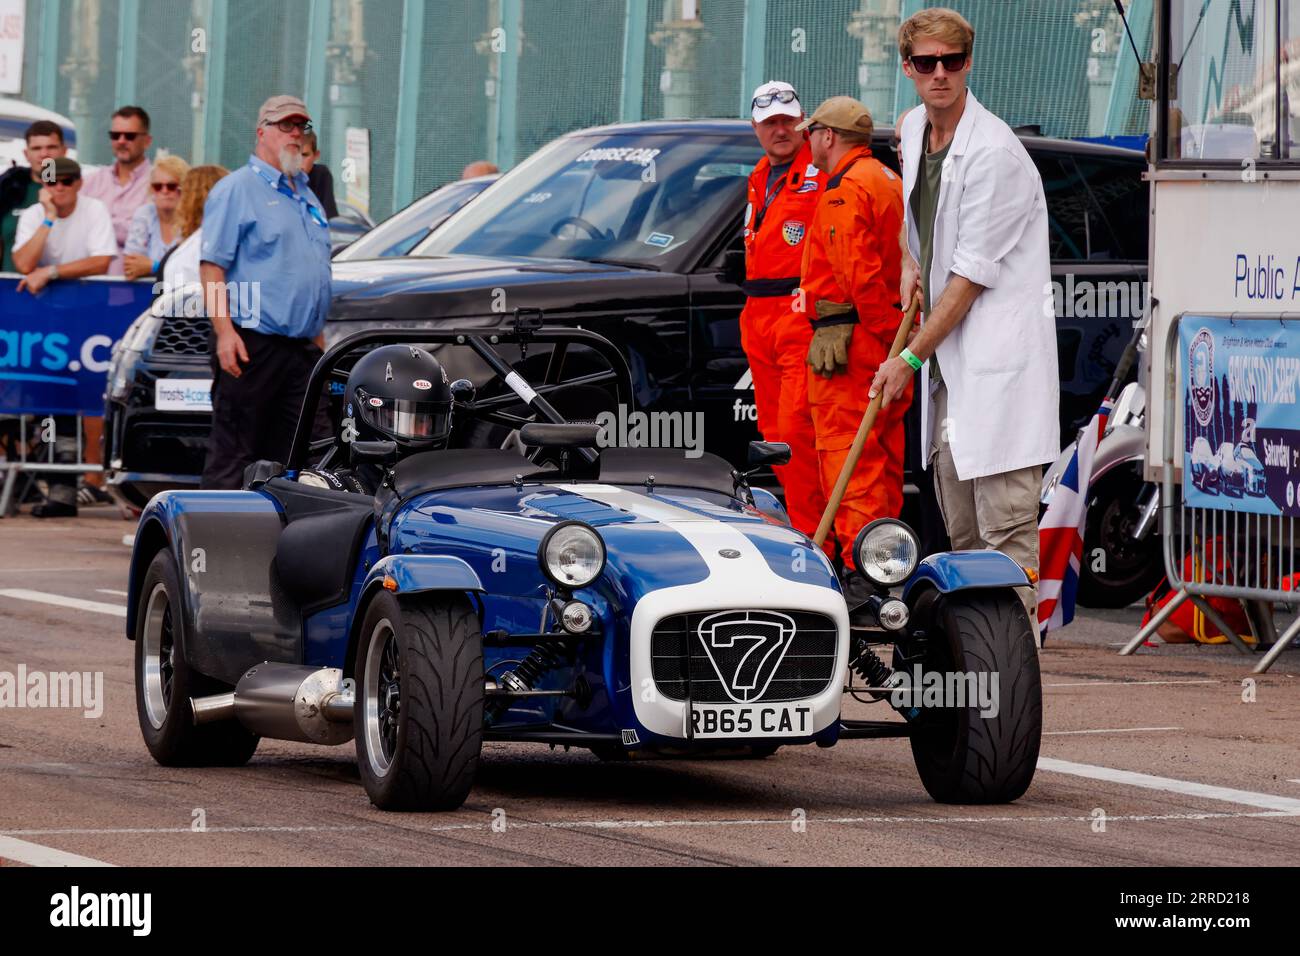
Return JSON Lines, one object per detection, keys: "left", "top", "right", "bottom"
{"left": 81, "top": 105, "right": 153, "bottom": 276}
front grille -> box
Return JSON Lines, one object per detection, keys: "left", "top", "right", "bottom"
{"left": 151, "top": 316, "right": 211, "bottom": 357}
{"left": 651, "top": 609, "right": 838, "bottom": 703}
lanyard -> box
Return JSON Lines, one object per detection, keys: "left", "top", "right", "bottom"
{"left": 753, "top": 174, "right": 787, "bottom": 233}
{"left": 248, "top": 160, "right": 329, "bottom": 228}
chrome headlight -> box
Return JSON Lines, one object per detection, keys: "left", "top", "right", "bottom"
{"left": 538, "top": 521, "right": 606, "bottom": 589}
{"left": 853, "top": 519, "right": 920, "bottom": 588}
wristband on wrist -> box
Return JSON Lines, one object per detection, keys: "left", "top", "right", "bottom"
{"left": 42, "top": 218, "right": 54, "bottom": 229}
{"left": 900, "top": 347, "right": 924, "bottom": 371}
{"left": 151, "top": 259, "right": 161, "bottom": 274}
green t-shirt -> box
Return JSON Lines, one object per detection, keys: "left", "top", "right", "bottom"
{"left": 2, "top": 178, "right": 41, "bottom": 273}
{"left": 908, "top": 123, "right": 951, "bottom": 380}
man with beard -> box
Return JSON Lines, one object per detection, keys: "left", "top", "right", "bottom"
{"left": 198, "top": 95, "right": 333, "bottom": 489}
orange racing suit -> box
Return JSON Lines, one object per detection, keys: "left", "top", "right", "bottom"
{"left": 739, "top": 140, "right": 827, "bottom": 542}
{"left": 796, "top": 144, "right": 908, "bottom": 569}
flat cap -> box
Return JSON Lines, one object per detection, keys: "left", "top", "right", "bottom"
{"left": 795, "top": 96, "right": 874, "bottom": 134}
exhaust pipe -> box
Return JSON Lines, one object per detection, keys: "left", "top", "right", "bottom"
{"left": 190, "top": 664, "right": 354, "bottom": 745}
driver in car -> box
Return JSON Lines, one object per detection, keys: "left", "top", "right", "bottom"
{"left": 298, "top": 344, "right": 455, "bottom": 495}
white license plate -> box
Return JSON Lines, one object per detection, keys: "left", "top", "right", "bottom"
{"left": 155, "top": 378, "right": 212, "bottom": 411}
{"left": 686, "top": 702, "right": 815, "bottom": 739}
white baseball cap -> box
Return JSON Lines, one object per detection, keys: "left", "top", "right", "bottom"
{"left": 750, "top": 81, "right": 802, "bottom": 123}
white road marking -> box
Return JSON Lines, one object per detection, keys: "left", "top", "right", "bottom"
{"left": 0, "top": 589, "right": 127, "bottom": 617}
{"left": 1043, "top": 726, "right": 1181, "bottom": 736}
{"left": 1045, "top": 679, "right": 1217, "bottom": 688}
{"left": 0, "top": 567, "right": 95, "bottom": 573}
{"left": 0, "top": 825, "right": 365, "bottom": 836}
{"left": 0, "top": 834, "right": 114, "bottom": 867}
{"left": 1037, "top": 758, "right": 1300, "bottom": 812}
{"left": 95, "top": 588, "right": 129, "bottom": 597}
{"left": 1287, "top": 779, "right": 1300, "bottom": 785}
{"left": 4, "top": 809, "right": 1298, "bottom": 840}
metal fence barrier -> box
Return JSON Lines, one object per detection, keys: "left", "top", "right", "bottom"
{"left": 1122, "top": 312, "right": 1300, "bottom": 673}
{"left": 0, "top": 414, "right": 104, "bottom": 517}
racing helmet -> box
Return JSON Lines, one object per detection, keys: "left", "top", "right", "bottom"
{"left": 344, "top": 345, "right": 453, "bottom": 452}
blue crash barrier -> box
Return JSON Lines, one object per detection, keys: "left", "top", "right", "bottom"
{"left": 0, "top": 274, "right": 154, "bottom": 415}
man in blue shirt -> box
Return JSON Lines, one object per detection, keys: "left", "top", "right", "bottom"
{"left": 199, "top": 94, "right": 333, "bottom": 489}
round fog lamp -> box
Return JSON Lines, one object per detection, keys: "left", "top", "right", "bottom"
{"left": 561, "top": 600, "right": 593, "bottom": 633}
{"left": 877, "top": 598, "right": 909, "bottom": 631}
{"left": 854, "top": 519, "right": 920, "bottom": 588}
{"left": 539, "top": 521, "right": 606, "bottom": 589}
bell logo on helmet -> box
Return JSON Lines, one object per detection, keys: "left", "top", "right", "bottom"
{"left": 412, "top": 379, "right": 433, "bottom": 390}
{"left": 368, "top": 397, "right": 384, "bottom": 407}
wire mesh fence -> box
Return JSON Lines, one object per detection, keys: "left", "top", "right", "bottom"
{"left": 11, "top": 0, "right": 1154, "bottom": 221}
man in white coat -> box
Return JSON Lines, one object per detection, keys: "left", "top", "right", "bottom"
{"left": 868, "top": 7, "right": 1059, "bottom": 625}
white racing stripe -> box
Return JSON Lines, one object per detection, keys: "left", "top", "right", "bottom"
{"left": 96, "top": 588, "right": 129, "bottom": 597}
{"left": 0, "top": 834, "right": 114, "bottom": 867}
{"left": 0, "top": 589, "right": 127, "bottom": 618}
{"left": 1037, "top": 758, "right": 1300, "bottom": 812}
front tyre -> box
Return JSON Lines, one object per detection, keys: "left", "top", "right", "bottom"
{"left": 135, "top": 550, "right": 259, "bottom": 766}
{"left": 906, "top": 589, "right": 1041, "bottom": 804}
{"left": 354, "top": 591, "right": 484, "bottom": 811}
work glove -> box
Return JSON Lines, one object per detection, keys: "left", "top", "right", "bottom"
{"left": 807, "top": 322, "right": 854, "bottom": 379}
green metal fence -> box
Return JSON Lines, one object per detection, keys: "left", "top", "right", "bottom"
{"left": 15, "top": 0, "right": 1154, "bottom": 222}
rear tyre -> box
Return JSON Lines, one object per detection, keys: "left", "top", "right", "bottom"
{"left": 906, "top": 588, "right": 1041, "bottom": 804}
{"left": 354, "top": 591, "right": 484, "bottom": 811}
{"left": 135, "top": 551, "right": 259, "bottom": 767}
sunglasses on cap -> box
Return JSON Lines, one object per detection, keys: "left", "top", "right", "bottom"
{"left": 51, "top": 175, "right": 80, "bottom": 186}
{"left": 151, "top": 182, "right": 180, "bottom": 193}
{"left": 109, "top": 130, "right": 141, "bottom": 141}
{"left": 752, "top": 89, "right": 798, "bottom": 109}
{"left": 264, "top": 118, "right": 313, "bottom": 133}
{"left": 908, "top": 52, "right": 968, "bottom": 74}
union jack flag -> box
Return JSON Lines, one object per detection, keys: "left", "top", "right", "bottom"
{"left": 1037, "top": 398, "right": 1113, "bottom": 641}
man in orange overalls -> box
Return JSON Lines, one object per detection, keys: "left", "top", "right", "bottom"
{"left": 739, "top": 81, "right": 828, "bottom": 541}
{"left": 795, "top": 96, "right": 909, "bottom": 572}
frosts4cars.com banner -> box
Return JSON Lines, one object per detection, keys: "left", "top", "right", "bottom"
{"left": 1181, "top": 315, "right": 1300, "bottom": 516}
{"left": 0, "top": 276, "right": 153, "bottom": 415}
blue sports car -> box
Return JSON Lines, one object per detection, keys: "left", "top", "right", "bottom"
{"left": 126, "top": 323, "right": 1041, "bottom": 810}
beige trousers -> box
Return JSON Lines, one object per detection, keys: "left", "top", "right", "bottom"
{"left": 929, "top": 383, "right": 1042, "bottom": 637}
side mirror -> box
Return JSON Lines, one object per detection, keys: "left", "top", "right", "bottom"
{"left": 747, "top": 440, "right": 791, "bottom": 468}
{"left": 351, "top": 440, "right": 399, "bottom": 467}
{"left": 721, "top": 249, "right": 746, "bottom": 285}
{"left": 449, "top": 378, "right": 475, "bottom": 406}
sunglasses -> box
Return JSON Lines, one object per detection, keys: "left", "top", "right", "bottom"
{"left": 151, "top": 182, "right": 181, "bottom": 193}
{"left": 265, "top": 119, "right": 313, "bottom": 133}
{"left": 109, "top": 130, "right": 141, "bottom": 141}
{"left": 752, "top": 89, "right": 798, "bottom": 109}
{"left": 52, "top": 176, "right": 80, "bottom": 187}
{"left": 908, "top": 52, "right": 968, "bottom": 74}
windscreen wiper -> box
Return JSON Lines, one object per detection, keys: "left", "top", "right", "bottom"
{"left": 578, "top": 256, "right": 661, "bottom": 271}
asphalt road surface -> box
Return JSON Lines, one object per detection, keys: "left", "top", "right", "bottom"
{"left": 2, "top": 508, "right": 1298, "bottom": 867}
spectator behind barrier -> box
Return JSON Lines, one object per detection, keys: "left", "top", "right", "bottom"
{"left": 1, "top": 120, "right": 68, "bottom": 273}
{"left": 301, "top": 131, "right": 339, "bottom": 220}
{"left": 124, "top": 154, "right": 190, "bottom": 280}
{"left": 9, "top": 155, "right": 118, "bottom": 518}
{"left": 461, "top": 160, "right": 499, "bottom": 179}
{"left": 12, "top": 156, "right": 117, "bottom": 292}
{"left": 82, "top": 105, "right": 154, "bottom": 275}
{"left": 159, "top": 164, "right": 230, "bottom": 291}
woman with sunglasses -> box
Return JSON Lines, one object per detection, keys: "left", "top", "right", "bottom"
{"left": 123, "top": 155, "right": 190, "bottom": 280}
